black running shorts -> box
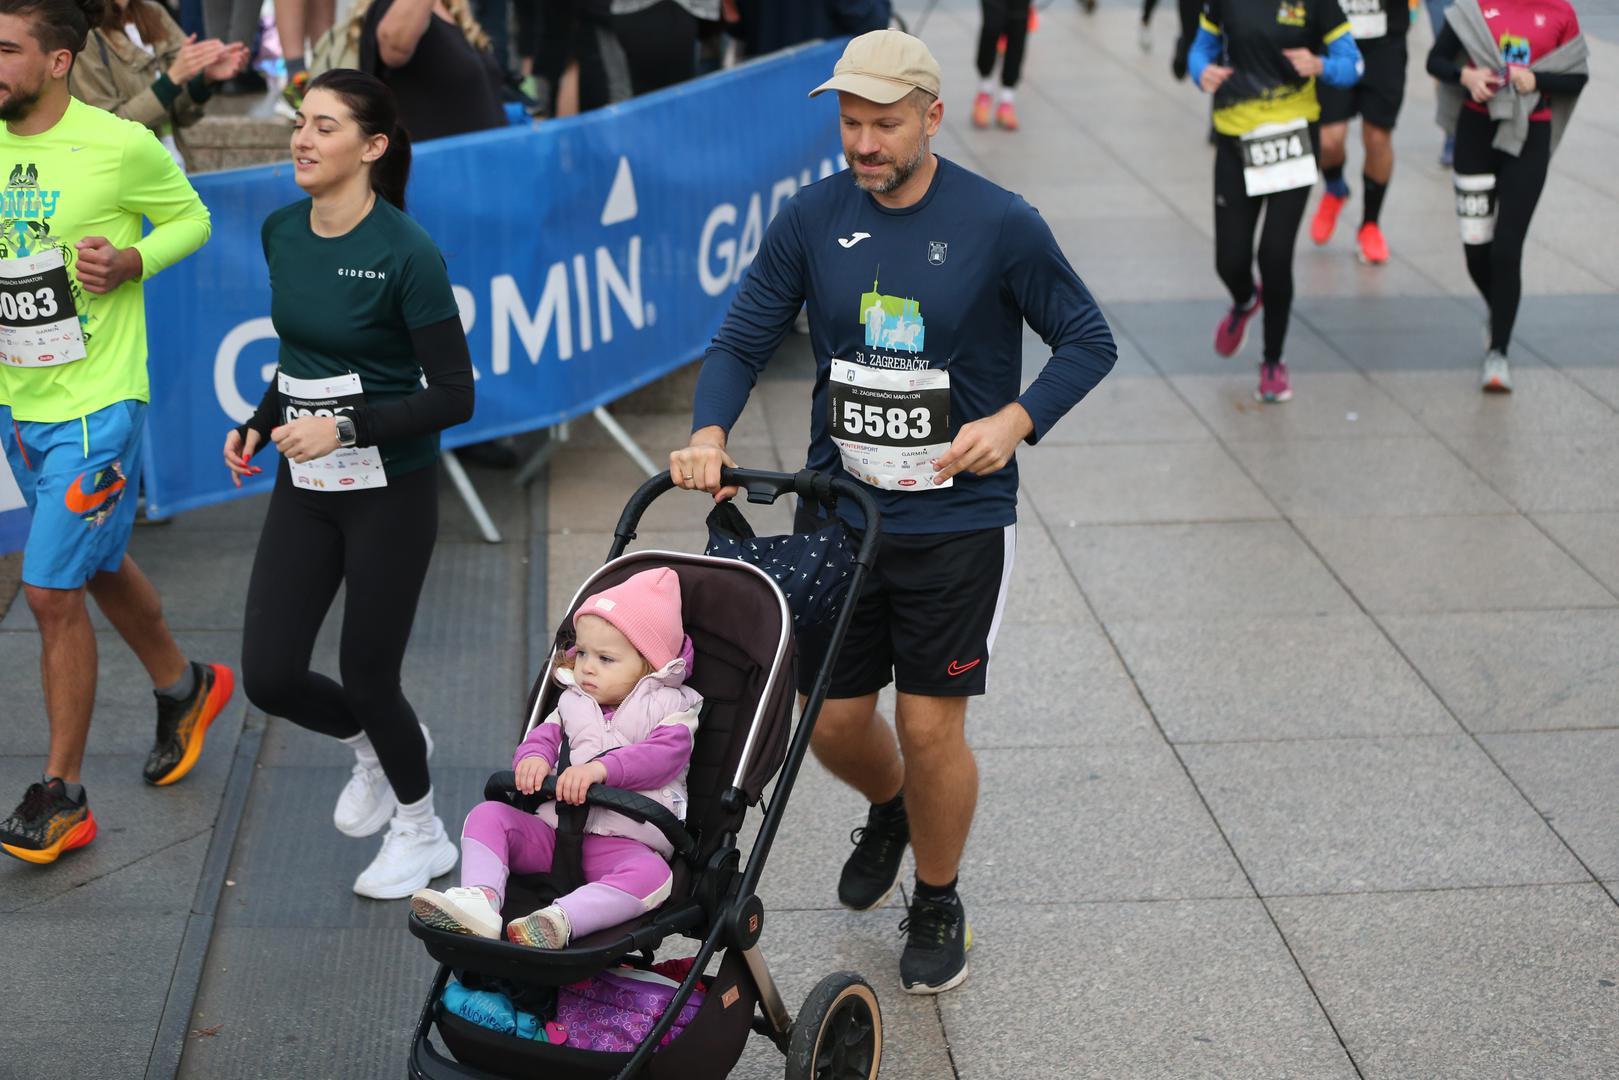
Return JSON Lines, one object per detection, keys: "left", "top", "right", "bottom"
{"left": 793, "top": 503, "right": 1015, "bottom": 699}
{"left": 1318, "top": 34, "right": 1406, "bottom": 130}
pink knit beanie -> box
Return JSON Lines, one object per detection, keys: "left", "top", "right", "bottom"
{"left": 573, "top": 568, "right": 685, "bottom": 670}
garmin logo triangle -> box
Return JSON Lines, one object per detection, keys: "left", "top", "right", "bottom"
{"left": 601, "top": 157, "right": 638, "bottom": 226}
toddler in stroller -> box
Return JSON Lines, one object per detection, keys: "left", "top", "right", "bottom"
{"left": 412, "top": 568, "right": 701, "bottom": 948}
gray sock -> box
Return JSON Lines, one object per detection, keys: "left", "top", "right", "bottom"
{"left": 157, "top": 662, "right": 198, "bottom": 702}
{"left": 44, "top": 774, "right": 85, "bottom": 803}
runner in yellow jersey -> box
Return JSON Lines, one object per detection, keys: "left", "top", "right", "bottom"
{"left": 0, "top": 0, "right": 234, "bottom": 865}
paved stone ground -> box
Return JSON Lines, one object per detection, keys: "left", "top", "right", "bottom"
{"left": 4, "top": 0, "right": 1618, "bottom": 1077}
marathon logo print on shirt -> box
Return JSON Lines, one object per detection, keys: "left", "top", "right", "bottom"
{"left": 0, "top": 162, "right": 89, "bottom": 355}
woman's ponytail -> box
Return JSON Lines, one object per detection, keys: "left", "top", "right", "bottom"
{"left": 306, "top": 69, "right": 413, "bottom": 211}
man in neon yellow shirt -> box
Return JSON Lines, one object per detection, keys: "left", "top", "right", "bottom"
{"left": 0, "top": 0, "right": 235, "bottom": 865}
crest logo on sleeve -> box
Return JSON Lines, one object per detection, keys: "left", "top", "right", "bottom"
{"left": 927, "top": 241, "right": 948, "bottom": 266}
{"left": 857, "top": 270, "right": 925, "bottom": 354}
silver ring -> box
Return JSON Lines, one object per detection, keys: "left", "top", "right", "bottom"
{"left": 682, "top": 473, "right": 693, "bottom": 481}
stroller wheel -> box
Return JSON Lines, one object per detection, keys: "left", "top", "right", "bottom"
{"left": 786, "top": 972, "right": 882, "bottom": 1080}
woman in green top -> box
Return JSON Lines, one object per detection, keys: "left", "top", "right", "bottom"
{"left": 224, "top": 70, "right": 475, "bottom": 900}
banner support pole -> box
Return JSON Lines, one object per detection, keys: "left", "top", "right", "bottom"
{"left": 591, "top": 406, "right": 660, "bottom": 479}
{"left": 441, "top": 450, "right": 503, "bottom": 543}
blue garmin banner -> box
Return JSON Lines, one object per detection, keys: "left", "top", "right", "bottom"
{"left": 129, "top": 40, "right": 847, "bottom": 520}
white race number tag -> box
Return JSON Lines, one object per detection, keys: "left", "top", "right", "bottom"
{"left": 277, "top": 371, "right": 388, "bottom": 492}
{"left": 1241, "top": 119, "right": 1317, "bottom": 197}
{"left": 0, "top": 249, "right": 85, "bottom": 369}
{"left": 1343, "top": 0, "right": 1388, "bottom": 38}
{"left": 1454, "top": 173, "right": 1497, "bottom": 245}
{"left": 827, "top": 358, "right": 951, "bottom": 491}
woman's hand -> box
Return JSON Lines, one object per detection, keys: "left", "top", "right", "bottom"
{"left": 167, "top": 35, "right": 226, "bottom": 84}
{"left": 515, "top": 756, "right": 551, "bottom": 795}
{"left": 1282, "top": 48, "right": 1323, "bottom": 78}
{"left": 1508, "top": 66, "right": 1537, "bottom": 93}
{"left": 223, "top": 427, "right": 263, "bottom": 488}
{"left": 202, "top": 42, "right": 251, "bottom": 83}
{"left": 555, "top": 761, "right": 608, "bottom": 805}
{"left": 1199, "top": 63, "right": 1233, "bottom": 93}
{"left": 271, "top": 415, "right": 341, "bottom": 464}
{"left": 1461, "top": 65, "right": 1502, "bottom": 103}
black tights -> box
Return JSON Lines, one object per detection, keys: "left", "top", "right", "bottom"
{"left": 242, "top": 462, "right": 439, "bottom": 804}
{"left": 1453, "top": 106, "right": 1551, "bottom": 356}
{"left": 1213, "top": 131, "right": 1313, "bottom": 363}
{"left": 977, "top": 0, "right": 1031, "bottom": 88}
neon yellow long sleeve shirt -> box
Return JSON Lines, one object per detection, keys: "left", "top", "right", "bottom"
{"left": 0, "top": 96, "right": 211, "bottom": 422}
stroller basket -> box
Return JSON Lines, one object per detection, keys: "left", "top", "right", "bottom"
{"left": 407, "top": 468, "right": 886, "bottom": 1080}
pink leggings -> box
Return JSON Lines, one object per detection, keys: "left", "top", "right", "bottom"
{"left": 460, "top": 801, "right": 673, "bottom": 940}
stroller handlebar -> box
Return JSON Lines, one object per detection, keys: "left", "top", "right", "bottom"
{"left": 483, "top": 770, "right": 699, "bottom": 861}
{"left": 613, "top": 466, "right": 882, "bottom": 567}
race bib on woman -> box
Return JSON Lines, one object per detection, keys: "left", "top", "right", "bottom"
{"left": 278, "top": 371, "right": 388, "bottom": 492}
{"left": 1241, "top": 119, "right": 1316, "bottom": 197}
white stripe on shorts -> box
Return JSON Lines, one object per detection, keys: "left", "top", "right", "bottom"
{"left": 983, "top": 525, "right": 1016, "bottom": 688}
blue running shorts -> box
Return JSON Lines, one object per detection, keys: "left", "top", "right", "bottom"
{"left": 1, "top": 399, "right": 146, "bottom": 589}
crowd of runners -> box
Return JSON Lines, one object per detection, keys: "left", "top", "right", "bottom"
{"left": 0, "top": 0, "right": 1593, "bottom": 1005}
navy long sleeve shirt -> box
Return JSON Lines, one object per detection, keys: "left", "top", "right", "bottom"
{"left": 693, "top": 156, "right": 1117, "bottom": 534}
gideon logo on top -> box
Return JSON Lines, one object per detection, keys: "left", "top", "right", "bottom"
{"left": 337, "top": 268, "right": 386, "bottom": 279}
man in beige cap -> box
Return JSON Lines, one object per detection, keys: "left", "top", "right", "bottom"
{"left": 671, "top": 29, "right": 1117, "bottom": 994}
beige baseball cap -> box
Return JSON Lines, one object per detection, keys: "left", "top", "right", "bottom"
{"left": 808, "top": 29, "right": 942, "bottom": 105}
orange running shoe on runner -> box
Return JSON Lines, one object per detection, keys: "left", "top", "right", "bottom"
{"left": 144, "top": 662, "right": 236, "bottom": 786}
{"left": 1310, "top": 191, "right": 1345, "bottom": 245}
{"left": 0, "top": 779, "right": 97, "bottom": 864}
{"left": 1357, "top": 222, "right": 1389, "bottom": 264}
{"left": 971, "top": 92, "right": 992, "bottom": 129}
{"left": 995, "top": 101, "right": 1019, "bottom": 131}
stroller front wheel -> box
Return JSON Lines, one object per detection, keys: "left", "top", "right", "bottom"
{"left": 785, "top": 971, "right": 882, "bottom": 1080}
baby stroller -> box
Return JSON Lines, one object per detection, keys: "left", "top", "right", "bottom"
{"left": 407, "top": 467, "right": 884, "bottom": 1080}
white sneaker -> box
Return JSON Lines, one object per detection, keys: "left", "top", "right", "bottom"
{"left": 411, "top": 886, "right": 502, "bottom": 938}
{"left": 506, "top": 903, "right": 571, "bottom": 949}
{"left": 334, "top": 724, "right": 434, "bottom": 838}
{"left": 1481, "top": 350, "right": 1513, "bottom": 393}
{"left": 353, "top": 816, "right": 458, "bottom": 900}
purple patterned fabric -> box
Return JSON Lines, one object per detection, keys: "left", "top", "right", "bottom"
{"left": 555, "top": 967, "right": 706, "bottom": 1053}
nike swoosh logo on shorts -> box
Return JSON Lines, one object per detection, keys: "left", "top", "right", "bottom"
{"left": 946, "top": 659, "right": 981, "bottom": 677}
{"left": 64, "top": 471, "right": 126, "bottom": 514}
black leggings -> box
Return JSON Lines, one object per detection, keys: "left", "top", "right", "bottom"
{"left": 1453, "top": 106, "right": 1551, "bottom": 356}
{"left": 612, "top": 0, "right": 697, "bottom": 96}
{"left": 977, "top": 0, "right": 1031, "bottom": 88}
{"left": 242, "top": 461, "right": 439, "bottom": 805}
{"left": 1213, "top": 130, "right": 1314, "bottom": 363}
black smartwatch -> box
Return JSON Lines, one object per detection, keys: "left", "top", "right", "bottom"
{"left": 335, "top": 415, "right": 358, "bottom": 448}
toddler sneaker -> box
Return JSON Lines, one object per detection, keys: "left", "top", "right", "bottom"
{"left": 353, "top": 815, "right": 457, "bottom": 900}
{"left": 412, "top": 886, "right": 502, "bottom": 938}
{"left": 507, "top": 903, "right": 571, "bottom": 949}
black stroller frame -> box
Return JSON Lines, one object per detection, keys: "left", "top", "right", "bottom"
{"left": 407, "top": 467, "right": 884, "bottom": 1080}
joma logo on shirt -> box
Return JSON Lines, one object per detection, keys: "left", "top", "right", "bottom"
{"left": 336, "top": 268, "right": 386, "bottom": 279}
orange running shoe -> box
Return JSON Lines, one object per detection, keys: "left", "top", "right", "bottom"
{"left": 971, "top": 92, "right": 992, "bottom": 129}
{"left": 0, "top": 779, "right": 97, "bottom": 865}
{"left": 1310, "top": 191, "right": 1346, "bottom": 245}
{"left": 144, "top": 662, "right": 236, "bottom": 786}
{"left": 995, "top": 101, "right": 1020, "bottom": 131}
{"left": 1357, "top": 222, "right": 1390, "bottom": 264}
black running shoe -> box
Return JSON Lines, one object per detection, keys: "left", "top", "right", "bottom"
{"left": 899, "top": 891, "right": 972, "bottom": 995}
{"left": 837, "top": 800, "right": 909, "bottom": 911}
{"left": 1, "top": 779, "right": 97, "bottom": 864}
{"left": 144, "top": 662, "right": 235, "bottom": 786}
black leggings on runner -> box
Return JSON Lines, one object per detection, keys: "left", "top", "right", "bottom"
{"left": 977, "top": 0, "right": 1031, "bottom": 88}
{"left": 242, "top": 461, "right": 439, "bottom": 805}
{"left": 1213, "top": 130, "right": 1314, "bottom": 363}
{"left": 1453, "top": 106, "right": 1551, "bottom": 356}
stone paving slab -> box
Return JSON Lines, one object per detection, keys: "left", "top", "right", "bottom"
{"left": 1108, "top": 614, "right": 1458, "bottom": 743}
{"left": 1368, "top": 367, "right": 1619, "bottom": 437}
{"left": 1271, "top": 886, "right": 1619, "bottom": 1080}
{"left": 1228, "top": 436, "right": 1512, "bottom": 517}
{"left": 1533, "top": 511, "right": 1619, "bottom": 594}
{"left": 1021, "top": 441, "right": 1279, "bottom": 524}
{"left": 1180, "top": 736, "right": 1587, "bottom": 895}
{"left": 939, "top": 899, "right": 1359, "bottom": 1080}
{"left": 1293, "top": 514, "right": 1616, "bottom": 613}
{"left": 1171, "top": 371, "right": 1426, "bottom": 442}
{"left": 1482, "top": 730, "right": 1619, "bottom": 881}
{"left": 1447, "top": 432, "right": 1619, "bottom": 514}
{"left": 1381, "top": 610, "right": 1619, "bottom": 733}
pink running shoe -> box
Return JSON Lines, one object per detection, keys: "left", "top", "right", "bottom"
{"left": 1255, "top": 361, "right": 1292, "bottom": 403}
{"left": 1214, "top": 286, "right": 1262, "bottom": 357}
